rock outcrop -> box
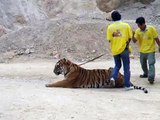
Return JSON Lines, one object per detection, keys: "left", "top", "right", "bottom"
{"left": 0, "top": 0, "right": 159, "bottom": 62}
{"left": 96, "top": 0, "right": 155, "bottom": 12}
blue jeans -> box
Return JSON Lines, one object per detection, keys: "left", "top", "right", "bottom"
{"left": 111, "top": 49, "right": 131, "bottom": 87}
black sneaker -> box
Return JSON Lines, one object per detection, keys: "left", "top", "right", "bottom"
{"left": 148, "top": 79, "right": 154, "bottom": 84}
{"left": 139, "top": 74, "right": 148, "bottom": 78}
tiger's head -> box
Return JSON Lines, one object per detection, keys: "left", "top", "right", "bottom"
{"left": 53, "top": 58, "right": 72, "bottom": 75}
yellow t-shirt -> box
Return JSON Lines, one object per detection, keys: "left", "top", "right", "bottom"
{"left": 106, "top": 21, "right": 132, "bottom": 55}
{"left": 134, "top": 25, "right": 158, "bottom": 53}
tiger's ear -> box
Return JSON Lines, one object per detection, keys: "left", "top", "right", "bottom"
{"left": 66, "top": 59, "right": 72, "bottom": 65}
{"left": 62, "top": 58, "right": 72, "bottom": 65}
{"left": 63, "top": 58, "right": 66, "bottom": 61}
{"left": 108, "top": 67, "right": 113, "bottom": 72}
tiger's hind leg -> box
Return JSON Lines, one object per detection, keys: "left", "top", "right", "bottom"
{"left": 45, "top": 80, "right": 72, "bottom": 88}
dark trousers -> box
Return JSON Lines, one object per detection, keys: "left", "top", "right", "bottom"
{"left": 111, "top": 49, "right": 131, "bottom": 87}
{"left": 140, "top": 52, "right": 155, "bottom": 80}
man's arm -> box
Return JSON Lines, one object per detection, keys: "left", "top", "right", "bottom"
{"left": 155, "top": 37, "right": 160, "bottom": 52}
{"left": 106, "top": 25, "right": 112, "bottom": 43}
{"left": 132, "top": 31, "right": 137, "bottom": 43}
{"left": 126, "top": 38, "right": 131, "bottom": 48}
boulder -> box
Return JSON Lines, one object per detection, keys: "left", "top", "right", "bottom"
{"left": 96, "top": 0, "right": 155, "bottom": 12}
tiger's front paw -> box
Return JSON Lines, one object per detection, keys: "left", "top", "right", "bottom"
{"left": 45, "top": 84, "right": 50, "bottom": 87}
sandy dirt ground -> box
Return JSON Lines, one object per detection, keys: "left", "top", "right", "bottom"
{"left": 0, "top": 58, "right": 160, "bottom": 120}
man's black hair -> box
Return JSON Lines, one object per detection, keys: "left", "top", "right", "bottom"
{"left": 111, "top": 11, "right": 121, "bottom": 21}
{"left": 136, "top": 17, "right": 145, "bottom": 25}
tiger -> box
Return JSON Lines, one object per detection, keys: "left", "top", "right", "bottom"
{"left": 46, "top": 58, "right": 148, "bottom": 93}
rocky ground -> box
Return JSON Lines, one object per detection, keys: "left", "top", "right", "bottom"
{"left": 0, "top": 59, "right": 160, "bottom": 120}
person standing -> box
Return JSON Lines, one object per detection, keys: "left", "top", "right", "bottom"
{"left": 106, "top": 11, "right": 133, "bottom": 90}
{"left": 132, "top": 17, "right": 160, "bottom": 84}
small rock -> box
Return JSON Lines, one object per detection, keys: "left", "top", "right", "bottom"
{"left": 0, "top": 25, "right": 7, "bottom": 37}
{"left": 53, "top": 53, "right": 60, "bottom": 59}
{"left": 25, "top": 49, "right": 30, "bottom": 54}
{"left": 91, "top": 50, "right": 96, "bottom": 53}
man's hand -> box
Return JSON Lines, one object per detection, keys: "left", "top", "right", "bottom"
{"left": 133, "top": 31, "right": 135, "bottom": 35}
{"left": 155, "top": 38, "right": 160, "bottom": 52}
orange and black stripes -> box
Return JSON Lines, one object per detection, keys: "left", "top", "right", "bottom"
{"left": 50, "top": 58, "right": 148, "bottom": 93}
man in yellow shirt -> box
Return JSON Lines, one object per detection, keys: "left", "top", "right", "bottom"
{"left": 133, "top": 17, "right": 160, "bottom": 84}
{"left": 106, "top": 11, "right": 133, "bottom": 90}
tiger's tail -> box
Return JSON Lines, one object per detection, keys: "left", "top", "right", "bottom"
{"left": 133, "top": 85, "right": 148, "bottom": 94}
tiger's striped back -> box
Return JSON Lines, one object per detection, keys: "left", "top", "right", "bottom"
{"left": 52, "top": 58, "right": 148, "bottom": 93}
